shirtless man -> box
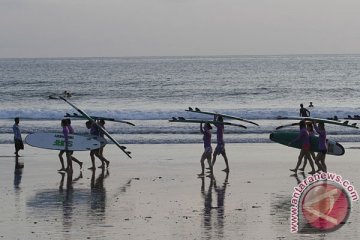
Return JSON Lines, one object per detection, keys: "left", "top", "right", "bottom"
{"left": 299, "top": 103, "right": 310, "bottom": 117}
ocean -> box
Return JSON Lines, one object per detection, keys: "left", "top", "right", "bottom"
{"left": 1, "top": 55, "right": 360, "bottom": 145}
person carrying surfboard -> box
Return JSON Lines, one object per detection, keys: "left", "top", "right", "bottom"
{"left": 298, "top": 122, "right": 317, "bottom": 174}
{"left": 86, "top": 121, "right": 110, "bottom": 170}
{"left": 97, "top": 119, "right": 109, "bottom": 169}
{"left": 66, "top": 119, "right": 83, "bottom": 169}
{"left": 212, "top": 116, "right": 230, "bottom": 173}
{"left": 313, "top": 121, "right": 327, "bottom": 172}
{"left": 13, "top": 117, "right": 24, "bottom": 157}
{"left": 58, "top": 119, "right": 73, "bottom": 172}
{"left": 199, "top": 123, "right": 213, "bottom": 176}
{"left": 289, "top": 121, "right": 312, "bottom": 173}
{"left": 299, "top": 104, "right": 311, "bottom": 117}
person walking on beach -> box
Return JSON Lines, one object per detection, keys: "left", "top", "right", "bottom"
{"left": 199, "top": 123, "right": 213, "bottom": 176}
{"left": 289, "top": 121, "right": 312, "bottom": 173}
{"left": 212, "top": 116, "right": 230, "bottom": 173}
{"left": 298, "top": 122, "right": 317, "bottom": 174}
{"left": 313, "top": 121, "right": 327, "bottom": 172}
{"left": 299, "top": 122, "right": 319, "bottom": 174}
{"left": 299, "top": 104, "right": 311, "bottom": 117}
{"left": 59, "top": 119, "right": 72, "bottom": 172}
{"left": 86, "top": 121, "right": 110, "bottom": 170}
{"left": 12, "top": 117, "right": 24, "bottom": 157}
{"left": 97, "top": 119, "right": 109, "bottom": 169}
{"left": 66, "top": 119, "right": 83, "bottom": 169}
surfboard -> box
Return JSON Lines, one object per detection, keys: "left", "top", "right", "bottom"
{"left": 276, "top": 121, "right": 318, "bottom": 130}
{"left": 269, "top": 131, "right": 345, "bottom": 156}
{"left": 59, "top": 97, "right": 132, "bottom": 158}
{"left": 169, "top": 117, "right": 247, "bottom": 129}
{"left": 185, "top": 107, "right": 259, "bottom": 126}
{"left": 25, "top": 133, "right": 107, "bottom": 151}
{"left": 277, "top": 116, "right": 358, "bottom": 129}
{"left": 276, "top": 121, "right": 358, "bottom": 130}
{"left": 64, "top": 113, "right": 135, "bottom": 126}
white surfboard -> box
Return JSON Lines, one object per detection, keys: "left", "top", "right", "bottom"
{"left": 25, "top": 133, "right": 107, "bottom": 151}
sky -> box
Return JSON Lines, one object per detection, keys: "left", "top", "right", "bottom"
{"left": 1, "top": 0, "right": 360, "bottom": 58}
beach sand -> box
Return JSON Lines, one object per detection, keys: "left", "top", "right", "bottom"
{"left": 0, "top": 143, "right": 360, "bottom": 239}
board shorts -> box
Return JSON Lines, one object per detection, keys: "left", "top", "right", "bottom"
{"left": 14, "top": 138, "right": 24, "bottom": 150}
{"left": 302, "top": 143, "right": 310, "bottom": 151}
{"left": 202, "top": 147, "right": 212, "bottom": 158}
{"left": 214, "top": 144, "right": 226, "bottom": 156}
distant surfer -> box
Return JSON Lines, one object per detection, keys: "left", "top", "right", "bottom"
{"left": 199, "top": 123, "right": 213, "bottom": 176}
{"left": 12, "top": 117, "right": 24, "bottom": 157}
{"left": 86, "top": 121, "right": 110, "bottom": 170}
{"left": 212, "top": 116, "right": 230, "bottom": 173}
{"left": 289, "top": 121, "right": 312, "bottom": 173}
{"left": 63, "top": 91, "right": 72, "bottom": 98}
{"left": 299, "top": 104, "right": 310, "bottom": 117}
{"left": 48, "top": 91, "right": 72, "bottom": 99}
{"left": 308, "top": 102, "right": 314, "bottom": 108}
{"left": 313, "top": 121, "right": 327, "bottom": 172}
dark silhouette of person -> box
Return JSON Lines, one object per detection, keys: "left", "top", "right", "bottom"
{"left": 299, "top": 104, "right": 310, "bottom": 117}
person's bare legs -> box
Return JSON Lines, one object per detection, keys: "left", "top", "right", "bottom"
{"left": 88, "top": 150, "right": 96, "bottom": 170}
{"left": 199, "top": 153, "right": 207, "bottom": 176}
{"left": 221, "top": 152, "right": 229, "bottom": 173}
{"left": 71, "top": 154, "right": 83, "bottom": 169}
{"left": 65, "top": 151, "right": 73, "bottom": 172}
{"left": 290, "top": 150, "right": 306, "bottom": 172}
{"left": 96, "top": 152, "right": 109, "bottom": 168}
{"left": 58, "top": 150, "right": 66, "bottom": 171}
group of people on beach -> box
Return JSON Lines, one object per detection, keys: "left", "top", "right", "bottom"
{"left": 288, "top": 103, "right": 328, "bottom": 174}
{"left": 12, "top": 117, "right": 110, "bottom": 172}
{"left": 199, "top": 115, "right": 230, "bottom": 176}
{"left": 11, "top": 101, "right": 331, "bottom": 177}
{"left": 59, "top": 118, "right": 110, "bottom": 172}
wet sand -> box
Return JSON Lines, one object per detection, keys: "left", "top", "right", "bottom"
{"left": 0, "top": 143, "right": 360, "bottom": 239}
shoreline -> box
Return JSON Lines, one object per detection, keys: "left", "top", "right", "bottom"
{"left": 1, "top": 143, "right": 360, "bottom": 239}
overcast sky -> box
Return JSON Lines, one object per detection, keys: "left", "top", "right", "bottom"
{"left": 1, "top": 0, "right": 360, "bottom": 58}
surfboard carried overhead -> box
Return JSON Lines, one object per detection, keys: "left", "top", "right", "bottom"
{"left": 185, "top": 107, "right": 259, "bottom": 126}
{"left": 169, "top": 117, "right": 247, "bottom": 129}
{"left": 64, "top": 113, "right": 135, "bottom": 126}
{"left": 25, "top": 133, "right": 107, "bottom": 151}
{"left": 277, "top": 116, "right": 358, "bottom": 129}
{"left": 269, "top": 131, "right": 345, "bottom": 156}
{"left": 59, "top": 97, "right": 132, "bottom": 158}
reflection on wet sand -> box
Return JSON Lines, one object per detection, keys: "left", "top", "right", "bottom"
{"left": 26, "top": 169, "right": 109, "bottom": 238}
{"left": 13, "top": 156, "right": 24, "bottom": 220}
{"left": 270, "top": 173, "right": 307, "bottom": 234}
{"left": 200, "top": 173, "right": 229, "bottom": 239}
{"left": 58, "top": 171, "right": 83, "bottom": 232}
{"left": 14, "top": 156, "right": 23, "bottom": 190}
{"left": 89, "top": 169, "right": 109, "bottom": 216}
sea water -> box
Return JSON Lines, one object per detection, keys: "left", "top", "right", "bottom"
{"left": 1, "top": 55, "right": 360, "bottom": 145}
